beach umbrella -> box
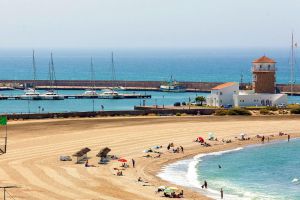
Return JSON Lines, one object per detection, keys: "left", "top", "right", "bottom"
{"left": 197, "top": 137, "right": 204, "bottom": 143}
{"left": 158, "top": 186, "right": 166, "bottom": 190}
{"left": 168, "top": 187, "right": 178, "bottom": 190}
{"left": 118, "top": 158, "right": 127, "bottom": 163}
{"left": 208, "top": 132, "right": 215, "bottom": 139}
{"left": 163, "top": 188, "right": 173, "bottom": 194}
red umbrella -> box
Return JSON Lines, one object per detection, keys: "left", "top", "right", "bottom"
{"left": 197, "top": 137, "right": 204, "bottom": 143}
{"left": 118, "top": 158, "right": 127, "bottom": 163}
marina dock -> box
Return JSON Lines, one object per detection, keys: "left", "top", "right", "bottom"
{"left": 0, "top": 93, "right": 151, "bottom": 100}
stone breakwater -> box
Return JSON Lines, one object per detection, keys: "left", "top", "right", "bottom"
{"left": 0, "top": 80, "right": 298, "bottom": 94}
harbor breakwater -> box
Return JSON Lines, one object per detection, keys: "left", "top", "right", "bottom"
{"left": 0, "top": 80, "right": 299, "bottom": 94}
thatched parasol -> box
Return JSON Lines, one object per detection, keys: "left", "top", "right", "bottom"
{"left": 96, "top": 147, "right": 111, "bottom": 158}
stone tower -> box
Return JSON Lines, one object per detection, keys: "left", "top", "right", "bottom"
{"left": 252, "top": 56, "right": 276, "bottom": 94}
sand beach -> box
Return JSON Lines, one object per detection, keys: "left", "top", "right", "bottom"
{"left": 0, "top": 115, "right": 300, "bottom": 200}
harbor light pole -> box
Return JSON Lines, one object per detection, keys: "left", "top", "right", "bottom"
{"left": 162, "top": 95, "right": 165, "bottom": 108}
{"left": 27, "top": 100, "right": 30, "bottom": 114}
{"left": 92, "top": 99, "right": 95, "bottom": 112}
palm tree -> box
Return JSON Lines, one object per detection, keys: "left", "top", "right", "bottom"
{"left": 195, "top": 96, "right": 206, "bottom": 106}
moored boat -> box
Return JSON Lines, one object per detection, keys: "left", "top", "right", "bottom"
{"left": 160, "top": 76, "right": 186, "bottom": 92}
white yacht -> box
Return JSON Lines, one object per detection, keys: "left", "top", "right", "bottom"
{"left": 83, "top": 89, "right": 98, "bottom": 96}
{"left": 20, "top": 88, "right": 41, "bottom": 100}
{"left": 99, "top": 89, "right": 123, "bottom": 99}
{"left": 112, "top": 86, "right": 125, "bottom": 91}
{"left": 40, "top": 90, "right": 64, "bottom": 100}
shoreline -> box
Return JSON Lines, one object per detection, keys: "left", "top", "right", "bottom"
{"left": 142, "top": 128, "right": 300, "bottom": 200}
{"left": 1, "top": 115, "right": 300, "bottom": 199}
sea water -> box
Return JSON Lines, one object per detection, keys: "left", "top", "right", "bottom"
{"left": 0, "top": 48, "right": 297, "bottom": 83}
{"left": 0, "top": 48, "right": 300, "bottom": 113}
{"left": 0, "top": 89, "right": 204, "bottom": 113}
{"left": 158, "top": 139, "right": 300, "bottom": 200}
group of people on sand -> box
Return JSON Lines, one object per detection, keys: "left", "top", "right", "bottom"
{"left": 167, "top": 143, "right": 184, "bottom": 153}
{"left": 163, "top": 190, "right": 184, "bottom": 198}
{"left": 279, "top": 132, "right": 291, "bottom": 142}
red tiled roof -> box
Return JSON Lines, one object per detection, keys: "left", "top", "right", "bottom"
{"left": 212, "top": 82, "right": 237, "bottom": 90}
{"left": 252, "top": 56, "right": 276, "bottom": 63}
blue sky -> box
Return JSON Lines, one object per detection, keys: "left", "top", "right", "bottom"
{"left": 0, "top": 0, "right": 299, "bottom": 48}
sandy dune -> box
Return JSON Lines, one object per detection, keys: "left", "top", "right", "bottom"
{"left": 0, "top": 116, "right": 299, "bottom": 200}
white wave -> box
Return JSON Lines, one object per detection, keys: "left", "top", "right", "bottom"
{"left": 157, "top": 147, "right": 272, "bottom": 200}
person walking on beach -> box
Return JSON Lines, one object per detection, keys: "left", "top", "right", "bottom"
{"left": 180, "top": 146, "right": 184, "bottom": 153}
{"left": 261, "top": 135, "right": 265, "bottom": 143}
{"left": 204, "top": 180, "right": 207, "bottom": 189}
{"left": 220, "top": 188, "right": 224, "bottom": 199}
{"left": 288, "top": 134, "right": 290, "bottom": 142}
{"left": 167, "top": 143, "right": 171, "bottom": 150}
{"left": 132, "top": 159, "right": 135, "bottom": 168}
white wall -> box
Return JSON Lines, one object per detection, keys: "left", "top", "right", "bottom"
{"left": 233, "top": 93, "right": 287, "bottom": 107}
{"left": 207, "top": 83, "right": 239, "bottom": 107}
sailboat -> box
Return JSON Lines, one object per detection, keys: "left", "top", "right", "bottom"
{"left": 160, "top": 76, "right": 186, "bottom": 92}
{"left": 100, "top": 52, "right": 124, "bottom": 99}
{"left": 20, "top": 50, "right": 41, "bottom": 100}
{"left": 83, "top": 57, "right": 98, "bottom": 96}
{"left": 110, "top": 52, "right": 125, "bottom": 91}
{"left": 40, "top": 53, "right": 64, "bottom": 100}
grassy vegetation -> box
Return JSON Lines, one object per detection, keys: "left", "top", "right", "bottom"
{"left": 291, "top": 108, "right": 300, "bottom": 114}
{"left": 259, "top": 109, "right": 270, "bottom": 115}
{"left": 215, "top": 108, "right": 251, "bottom": 116}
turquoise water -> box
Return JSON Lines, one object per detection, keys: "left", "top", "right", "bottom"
{"left": 158, "top": 139, "right": 300, "bottom": 200}
{"left": 1, "top": 48, "right": 300, "bottom": 113}
{"left": 0, "top": 89, "right": 203, "bottom": 114}
{"left": 1, "top": 89, "right": 299, "bottom": 113}
{"left": 0, "top": 48, "right": 297, "bottom": 83}
{"left": 197, "top": 139, "right": 300, "bottom": 200}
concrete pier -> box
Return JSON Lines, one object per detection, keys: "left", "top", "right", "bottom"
{"left": 0, "top": 93, "right": 151, "bottom": 100}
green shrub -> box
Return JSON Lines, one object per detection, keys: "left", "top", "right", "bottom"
{"left": 260, "top": 109, "right": 270, "bottom": 115}
{"left": 176, "top": 113, "right": 182, "bottom": 116}
{"left": 215, "top": 109, "right": 228, "bottom": 116}
{"left": 291, "top": 108, "right": 300, "bottom": 114}
{"left": 215, "top": 108, "right": 251, "bottom": 116}
{"left": 229, "top": 108, "right": 251, "bottom": 115}
{"left": 266, "top": 106, "right": 278, "bottom": 111}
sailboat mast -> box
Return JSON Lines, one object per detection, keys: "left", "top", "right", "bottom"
{"left": 111, "top": 52, "right": 117, "bottom": 88}
{"left": 48, "top": 60, "right": 52, "bottom": 90}
{"left": 90, "top": 57, "right": 95, "bottom": 90}
{"left": 32, "top": 50, "right": 37, "bottom": 90}
{"left": 290, "top": 33, "right": 296, "bottom": 96}
{"left": 50, "top": 52, "right": 57, "bottom": 92}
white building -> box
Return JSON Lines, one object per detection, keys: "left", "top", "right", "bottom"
{"left": 207, "top": 82, "right": 287, "bottom": 107}
{"left": 206, "top": 82, "right": 239, "bottom": 107}
{"left": 207, "top": 56, "right": 288, "bottom": 108}
{"left": 233, "top": 90, "right": 287, "bottom": 107}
